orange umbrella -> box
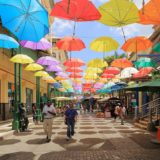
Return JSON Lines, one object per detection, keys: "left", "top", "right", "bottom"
{"left": 122, "top": 36, "right": 152, "bottom": 53}
{"left": 139, "top": 0, "right": 160, "bottom": 25}
{"left": 64, "top": 58, "right": 85, "bottom": 67}
{"left": 111, "top": 58, "right": 133, "bottom": 69}
{"left": 104, "top": 67, "right": 120, "bottom": 75}
{"left": 101, "top": 74, "right": 115, "bottom": 79}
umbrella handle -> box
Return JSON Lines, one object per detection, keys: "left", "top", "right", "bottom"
{"left": 121, "top": 27, "right": 126, "bottom": 42}
{"left": 67, "top": 0, "right": 71, "bottom": 14}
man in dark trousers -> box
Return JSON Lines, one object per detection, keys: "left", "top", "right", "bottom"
{"left": 64, "top": 103, "right": 78, "bottom": 141}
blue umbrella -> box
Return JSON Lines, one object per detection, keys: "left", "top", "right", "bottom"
{"left": 0, "top": 34, "right": 19, "bottom": 49}
{"left": 0, "top": 0, "right": 49, "bottom": 42}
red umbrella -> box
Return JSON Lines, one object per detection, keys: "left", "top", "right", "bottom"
{"left": 133, "top": 67, "right": 153, "bottom": 78}
{"left": 104, "top": 67, "right": 120, "bottom": 75}
{"left": 83, "top": 83, "right": 92, "bottom": 89}
{"left": 56, "top": 36, "right": 85, "bottom": 51}
{"left": 64, "top": 58, "right": 85, "bottom": 67}
{"left": 69, "top": 73, "right": 82, "bottom": 78}
{"left": 66, "top": 67, "right": 83, "bottom": 73}
{"left": 101, "top": 74, "right": 115, "bottom": 79}
{"left": 50, "top": 0, "right": 101, "bottom": 22}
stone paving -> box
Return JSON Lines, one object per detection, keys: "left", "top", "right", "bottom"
{"left": 0, "top": 114, "right": 160, "bottom": 160}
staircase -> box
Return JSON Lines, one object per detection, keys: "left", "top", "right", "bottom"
{"left": 134, "top": 98, "right": 160, "bottom": 130}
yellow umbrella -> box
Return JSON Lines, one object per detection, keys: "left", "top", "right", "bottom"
{"left": 90, "top": 36, "right": 119, "bottom": 58}
{"left": 34, "top": 71, "right": 49, "bottom": 77}
{"left": 10, "top": 54, "right": 34, "bottom": 64}
{"left": 46, "top": 79, "right": 56, "bottom": 83}
{"left": 84, "top": 73, "right": 99, "bottom": 80}
{"left": 98, "top": 0, "right": 139, "bottom": 40}
{"left": 87, "top": 58, "right": 108, "bottom": 68}
{"left": 85, "top": 67, "right": 102, "bottom": 74}
{"left": 42, "top": 76, "right": 54, "bottom": 81}
{"left": 25, "top": 63, "right": 43, "bottom": 71}
{"left": 55, "top": 76, "right": 68, "bottom": 81}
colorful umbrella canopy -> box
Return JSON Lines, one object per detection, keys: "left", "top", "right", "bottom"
{"left": 132, "top": 67, "right": 152, "bottom": 78}
{"left": 122, "top": 36, "right": 152, "bottom": 53}
{"left": 66, "top": 67, "right": 83, "bottom": 73}
{"left": 0, "top": 34, "right": 19, "bottom": 49}
{"left": 104, "top": 67, "right": 120, "bottom": 75}
{"left": 153, "top": 43, "right": 160, "bottom": 53}
{"left": 25, "top": 63, "right": 43, "bottom": 71}
{"left": 111, "top": 58, "right": 133, "bottom": 69}
{"left": 56, "top": 72, "right": 68, "bottom": 78}
{"left": 37, "top": 56, "right": 59, "bottom": 66}
{"left": 120, "top": 67, "right": 138, "bottom": 79}
{"left": 90, "top": 36, "right": 119, "bottom": 54}
{"left": 87, "top": 58, "right": 108, "bottom": 68}
{"left": 98, "top": 0, "right": 139, "bottom": 27}
{"left": 50, "top": 0, "right": 101, "bottom": 21}
{"left": 20, "top": 38, "right": 52, "bottom": 50}
{"left": 101, "top": 73, "right": 115, "bottom": 79}
{"left": 134, "top": 57, "right": 157, "bottom": 68}
{"left": 69, "top": 73, "right": 82, "bottom": 78}
{"left": 84, "top": 73, "right": 98, "bottom": 80}
{"left": 10, "top": 54, "right": 34, "bottom": 64}
{"left": 64, "top": 58, "right": 85, "bottom": 67}
{"left": 139, "top": 0, "right": 160, "bottom": 25}
{"left": 94, "top": 82, "right": 104, "bottom": 89}
{"left": 46, "top": 65, "right": 63, "bottom": 72}
{"left": 85, "top": 67, "right": 102, "bottom": 74}
{"left": 56, "top": 36, "right": 85, "bottom": 51}
{"left": 0, "top": 0, "right": 49, "bottom": 42}
{"left": 34, "top": 71, "right": 49, "bottom": 77}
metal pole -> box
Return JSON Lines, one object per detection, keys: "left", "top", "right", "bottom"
{"left": 36, "top": 77, "right": 41, "bottom": 121}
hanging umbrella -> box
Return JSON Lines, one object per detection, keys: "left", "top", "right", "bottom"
{"left": 120, "top": 67, "right": 138, "bottom": 79}
{"left": 46, "top": 65, "right": 63, "bottom": 72}
{"left": 104, "top": 67, "right": 120, "bottom": 75}
{"left": 42, "top": 76, "right": 55, "bottom": 81}
{"left": 10, "top": 54, "right": 34, "bottom": 64}
{"left": 37, "top": 56, "right": 59, "bottom": 66}
{"left": 90, "top": 36, "right": 119, "bottom": 58}
{"left": 66, "top": 67, "right": 82, "bottom": 73}
{"left": 69, "top": 73, "right": 82, "bottom": 78}
{"left": 0, "top": 0, "right": 49, "bottom": 42}
{"left": 55, "top": 76, "right": 68, "bottom": 81}
{"left": 133, "top": 67, "right": 153, "bottom": 78}
{"left": 111, "top": 58, "right": 133, "bottom": 69}
{"left": 153, "top": 42, "right": 160, "bottom": 53}
{"left": 85, "top": 67, "right": 102, "bottom": 74}
{"left": 64, "top": 58, "right": 85, "bottom": 67}
{"left": 56, "top": 72, "right": 68, "bottom": 78}
{"left": 46, "top": 79, "right": 56, "bottom": 83}
{"left": 84, "top": 73, "right": 98, "bottom": 80}
{"left": 98, "top": 0, "right": 139, "bottom": 40}
{"left": 101, "top": 73, "right": 115, "bottom": 79}
{"left": 56, "top": 36, "right": 85, "bottom": 51}
{"left": 50, "top": 0, "right": 101, "bottom": 21}
{"left": 87, "top": 58, "right": 108, "bottom": 68}
{"left": 104, "top": 82, "right": 115, "bottom": 89}
{"left": 139, "top": 0, "right": 160, "bottom": 25}
{"left": 20, "top": 38, "right": 52, "bottom": 50}
{"left": 121, "top": 37, "right": 152, "bottom": 54}
{"left": 134, "top": 57, "right": 157, "bottom": 68}
{"left": 25, "top": 63, "right": 43, "bottom": 71}
{"left": 94, "top": 82, "right": 104, "bottom": 89}
{"left": 34, "top": 71, "right": 49, "bottom": 77}
{"left": 0, "top": 34, "right": 19, "bottom": 49}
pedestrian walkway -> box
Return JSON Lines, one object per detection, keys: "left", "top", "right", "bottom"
{"left": 0, "top": 114, "right": 159, "bottom": 160}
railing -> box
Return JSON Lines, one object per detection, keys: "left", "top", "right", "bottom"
{"left": 139, "top": 98, "right": 160, "bottom": 125}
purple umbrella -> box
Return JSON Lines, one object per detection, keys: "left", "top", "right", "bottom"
{"left": 94, "top": 82, "right": 104, "bottom": 89}
{"left": 37, "top": 56, "right": 59, "bottom": 66}
{"left": 20, "top": 38, "right": 52, "bottom": 50}
{"left": 46, "top": 65, "right": 63, "bottom": 72}
{"left": 56, "top": 72, "right": 68, "bottom": 78}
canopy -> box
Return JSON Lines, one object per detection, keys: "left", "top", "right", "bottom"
{"left": 87, "top": 58, "right": 108, "bottom": 68}
{"left": 64, "top": 58, "right": 85, "bottom": 67}
{"left": 25, "top": 63, "right": 43, "bottom": 71}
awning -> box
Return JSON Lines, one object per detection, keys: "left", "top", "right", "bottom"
{"left": 124, "top": 79, "right": 160, "bottom": 91}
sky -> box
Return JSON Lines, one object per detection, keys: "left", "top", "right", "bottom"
{"left": 52, "top": 0, "right": 153, "bottom": 71}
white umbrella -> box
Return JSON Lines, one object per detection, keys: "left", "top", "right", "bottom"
{"left": 120, "top": 67, "right": 138, "bottom": 78}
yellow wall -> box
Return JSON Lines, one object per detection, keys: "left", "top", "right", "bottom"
{"left": 0, "top": 49, "right": 48, "bottom": 103}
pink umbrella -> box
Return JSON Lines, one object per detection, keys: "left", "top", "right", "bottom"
{"left": 20, "top": 38, "right": 52, "bottom": 50}
{"left": 37, "top": 56, "right": 59, "bottom": 66}
{"left": 94, "top": 82, "right": 104, "bottom": 89}
{"left": 56, "top": 72, "right": 68, "bottom": 78}
{"left": 46, "top": 65, "right": 63, "bottom": 72}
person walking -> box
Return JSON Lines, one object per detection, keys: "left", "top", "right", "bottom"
{"left": 32, "top": 103, "right": 37, "bottom": 124}
{"left": 119, "top": 105, "right": 126, "bottom": 125}
{"left": 64, "top": 103, "right": 78, "bottom": 141}
{"left": 42, "top": 101, "right": 56, "bottom": 142}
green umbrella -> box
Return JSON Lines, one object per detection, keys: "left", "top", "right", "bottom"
{"left": 134, "top": 57, "right": 157, "bottom": 68}
{"left": 153, "top": 43, "right": 160, "bottom": 52}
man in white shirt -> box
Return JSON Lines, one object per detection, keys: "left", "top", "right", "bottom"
{"left": 42, "top": 101, "right": 56, "bottom": 142}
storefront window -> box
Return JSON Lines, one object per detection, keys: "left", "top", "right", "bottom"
{"left": 8, "top": 82, "right": 14, "bottom": 109}
{"left": 26, "top": 88, "right": 33, "bottom": 112}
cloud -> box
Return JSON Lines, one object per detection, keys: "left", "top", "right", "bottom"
{"left": 51, "top": 18, "right": 74, "bottom": 35}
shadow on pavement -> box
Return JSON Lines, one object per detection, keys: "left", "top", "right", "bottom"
{"left": 26, "top": 138, "right": 47, "bottom": 144}
{"left": 0, "top": 139, "right": 21, "bottom": 146}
